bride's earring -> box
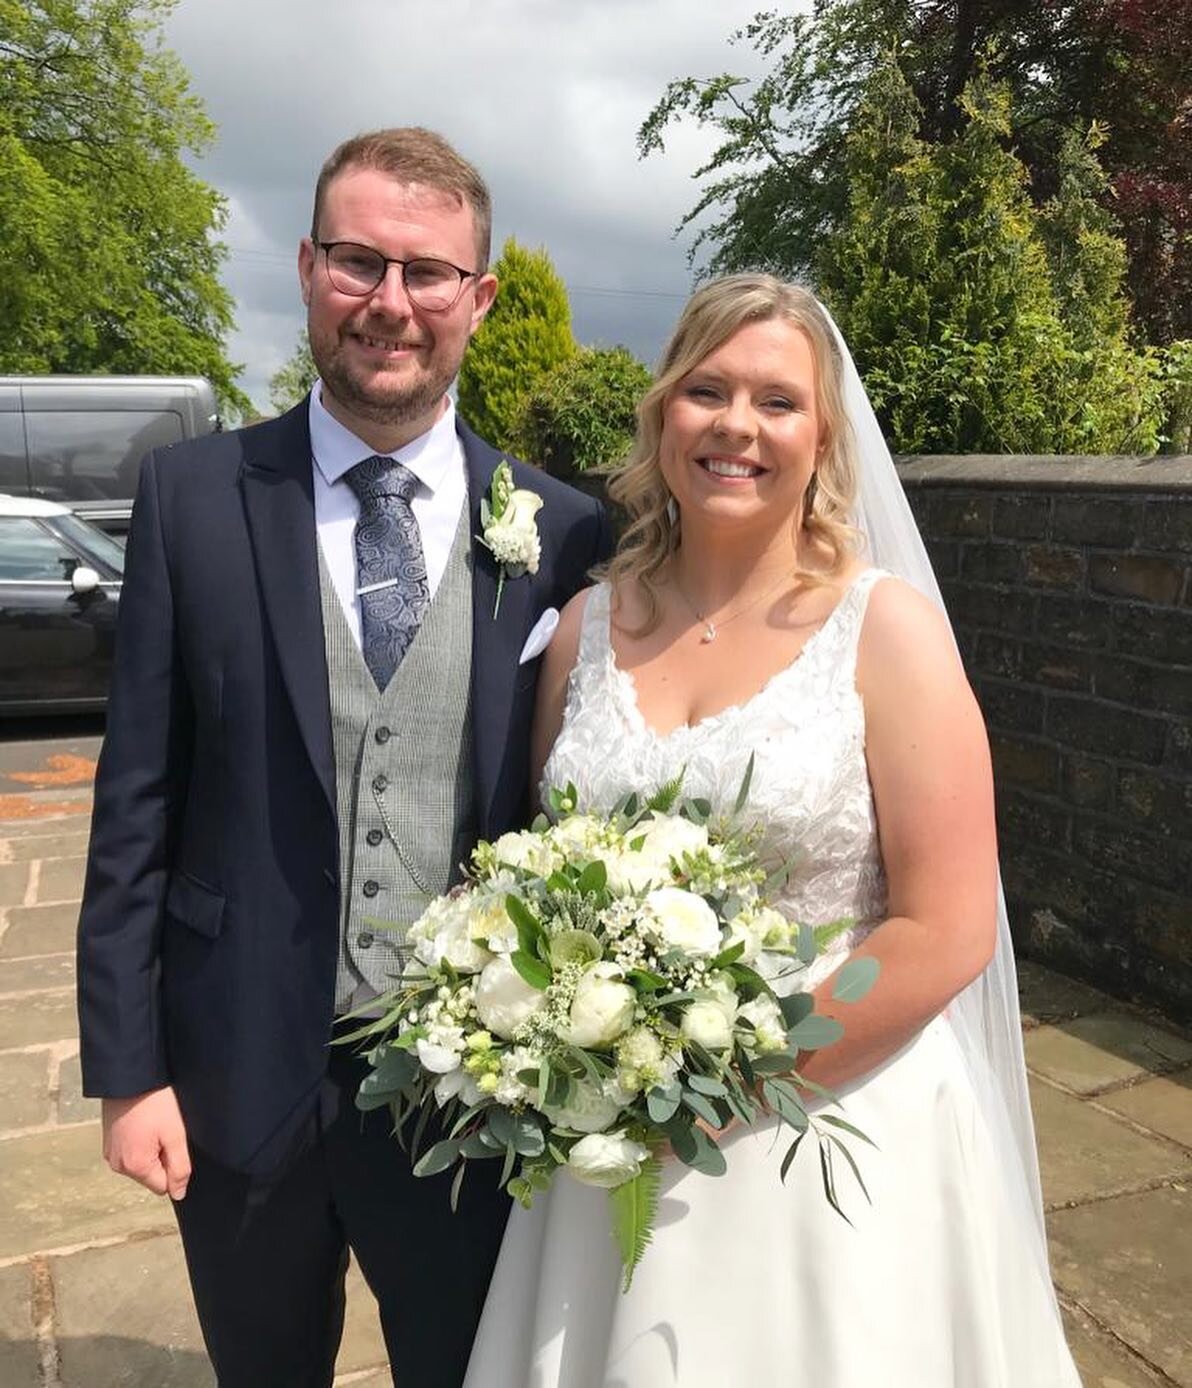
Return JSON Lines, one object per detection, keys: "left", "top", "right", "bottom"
{"left": 666, "top": 495, "right": 679, "bottom": 526}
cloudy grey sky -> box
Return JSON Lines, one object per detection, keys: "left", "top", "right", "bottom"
{"left": 162, "top": 0, "right": 779, "bottom": 413}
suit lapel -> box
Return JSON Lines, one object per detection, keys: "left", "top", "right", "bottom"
{"left": 239, "top": 402, "right": 336, "bottom": 820}
{"left": 460, "top": 422, "right": 533, "bottom": 836}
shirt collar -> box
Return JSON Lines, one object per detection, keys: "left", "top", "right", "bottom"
{"left": 309, "top": 382, "right": 459, "bottom": 495}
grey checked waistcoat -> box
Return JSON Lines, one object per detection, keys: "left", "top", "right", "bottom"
{"left": 318, "top": 505, "right": 475, "bottom": 1011}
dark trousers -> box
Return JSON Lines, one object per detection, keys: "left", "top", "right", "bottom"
{"left": 174, "top": 1045, "right": 510, "bottom": 1388}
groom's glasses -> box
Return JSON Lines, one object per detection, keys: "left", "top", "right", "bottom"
{"left": 316, "top": 240, "right": 479, "bottom": 311}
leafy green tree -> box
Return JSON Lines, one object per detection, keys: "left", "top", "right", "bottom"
{"left": 820, "top": 60, "right": 1162, "bottom": 452}
{"left": 269, "top": 330, "right": 317, "bottom": 413}
{"left": 457, "top": 238, "right": 576, "bottom": 451}
{"left": 640, "top": 0, "right": 1191, "bottom": 344}
{"left": 0, "top": 0, "right": 247, "bottom": 413}
{"left": 518, "top": 346, "right": 653, "bottom": 475}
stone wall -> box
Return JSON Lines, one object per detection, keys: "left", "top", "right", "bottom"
{"left": 896, "top": 456, "right": 1192, "bottom": 1023}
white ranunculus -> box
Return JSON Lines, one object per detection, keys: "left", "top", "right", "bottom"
{"left": 645, "top": 887, "right": 723, "bottom": 958}
{"left": 566, "top": 1131, "right": 650, "bottom": 1188}
{"left": 736, "top": 995, "right": 788, "bottom": 1053}
{"left": 681, "top": 998, "right": 734, "bottom": 1051}
{"left": 474, "top": 955, "right": 548, "bottom": 1040}
{"left": 544, "top": 1077, "right": 627, "bottom": 1134}
{"left": 485, "top": 489, "right": 543, "bottom": 573}
{"left": 566, "top": 962, "right": 636, "bottom": 1049}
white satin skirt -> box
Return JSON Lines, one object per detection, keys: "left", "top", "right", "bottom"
{"left": 463, "top": 1016, "right": 1080, "bottom": 1388}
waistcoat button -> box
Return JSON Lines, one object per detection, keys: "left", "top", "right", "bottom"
{"left": 362, "top": 880, "right": 380, "bottom": 898}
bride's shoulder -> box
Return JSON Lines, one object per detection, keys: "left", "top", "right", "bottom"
{"left": 857, "top": 573, "right": 963, "bottom": 687}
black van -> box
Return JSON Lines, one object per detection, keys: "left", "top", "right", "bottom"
{"left": 0, "top": 376, "right": 220, "bottom": 535}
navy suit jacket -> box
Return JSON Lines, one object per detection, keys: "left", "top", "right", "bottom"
{"left": 77, "top": 400, "right": 610, "bottom": 1174}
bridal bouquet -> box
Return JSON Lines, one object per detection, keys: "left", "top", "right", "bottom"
{"left": 351, "top": 763, "right": 877, "bottom": 1288}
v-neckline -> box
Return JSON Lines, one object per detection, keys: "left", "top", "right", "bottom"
{"left": 601, "top": 570, "right": 874, "bottom": 743}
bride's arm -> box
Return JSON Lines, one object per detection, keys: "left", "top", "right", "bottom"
{"left": 795, "top": 577, "right": 999, "bottom": 1093}
{"left": 529, "top": 588, "right": 593, "bottom": 794}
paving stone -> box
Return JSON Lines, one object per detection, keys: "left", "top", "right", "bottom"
{"left": 56, "top": 1053, "right": 99, "bottom": 1127}
{"left": 54, "top": 1234, "right": 214, "bottom": 1387}
{"left": 0, "top": 813, "right": 91, "bottom": 838}
{"left": 1025, "top": 1012, "right": 1192, "bottom": 1094}
{"left": 0, "top": 1262, "right": 38, "bottom": 1387}
{"left": 1031, "top": 1077, "right": 1192, "bottom": 1207}
{"left": 1061, "top": 1304, "right": 1167, "bottom": 1386}
{"left": 0, "top": 1049, "right": 51, "bottom": 1131}
{"left": 1097, "top": 1071, "right": 1192, "bottom": 1152}
{"left": 1, "top": 831, "right": 90, "bottom": 862}
{"left": 0, "top": 953, "right": 75, "bottom": 994}
{"left": 36, "top": 857, "right": 86, "bottom": 904}
{"left": 1050, "top": 1185, "right": 1192, "bottom": 1385}
{"left": 0, "top": 1126, "right": 175, "bottom": 1260}
{"left": 0, "top": 988, "right": 77, "bottom": 1050}
{"left": 0, "top": 861, "right": 30, "bottom": 908}
{"left": 1018, "top": 958, "right": 1115, "bottom": 1026}
{"left": 0, "top": 903, "right": 80, "bottom": 959}
{"left": 337, "top": 1259, "right": 389, "bottom": 1377}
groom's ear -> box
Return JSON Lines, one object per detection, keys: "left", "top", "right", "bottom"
{"left": 298, "top": 237, "right": 316, "bottom": 307}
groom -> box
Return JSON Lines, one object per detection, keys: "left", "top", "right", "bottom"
{"left": 76, "top": 126, "right": 609, "bottom": 1387}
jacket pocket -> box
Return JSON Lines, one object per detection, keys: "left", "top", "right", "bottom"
{"left": 165, "top": 870, "right": 226, "bottom": 940}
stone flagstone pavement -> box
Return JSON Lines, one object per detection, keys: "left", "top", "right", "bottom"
{"left": 1, "top": 789, "right": 1190, "bottom": 1384}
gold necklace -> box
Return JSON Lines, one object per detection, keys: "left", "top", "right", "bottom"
{"left": 674, "top": 570, "right": 794, "bottom": 644}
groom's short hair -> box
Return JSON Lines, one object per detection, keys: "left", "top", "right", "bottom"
{"left": 311, "top": 126, "right": 492, "bottom": 268}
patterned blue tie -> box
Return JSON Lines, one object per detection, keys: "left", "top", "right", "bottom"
{"left": 345, "top": 455, "right": 429, "bottom": 689}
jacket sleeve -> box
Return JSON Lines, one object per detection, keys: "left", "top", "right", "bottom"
{"left": 76, "top": 451, "right": 193, "bottom": 1097}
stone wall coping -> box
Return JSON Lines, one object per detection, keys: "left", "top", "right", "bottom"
{"left": 895, "top": 455, "right": 1192, "bottom": 491}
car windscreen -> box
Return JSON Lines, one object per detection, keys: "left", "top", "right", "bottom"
{"left": 54, "top": 513, "right": 126, "bottom": 576}
{"left": 26, "top": 410, "right": 184, "bottom": 502}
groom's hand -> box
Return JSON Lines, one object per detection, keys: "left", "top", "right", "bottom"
{"left": 101, "top": 1085, "right": 191, "bottom": 1200}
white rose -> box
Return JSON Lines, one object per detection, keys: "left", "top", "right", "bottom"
{"left": 645, "top": 887, "right": 723, "bottom": 958}
{"left": 566, "top": 962, "right": 636, "bottom": 1049}
{"left": 681, "top": 998, "right": 734, "bottom": 1051}
{"left": 736, "top": 995, "right": 788, "bottom": 1053}
{"left": 566, "top": 1131, "right": 650, "bottom": 1189}
{"left": 474, "top": 954, "right": 548, "bottom": 1040}
{"left": 543, "top": 1077, "right": 628, "bottom": 1134}
{"left": 636, "top": 814, "right": 709, "bottom": 871}
{"left": 491, "top": 831, "right": 557, "bottom": 877}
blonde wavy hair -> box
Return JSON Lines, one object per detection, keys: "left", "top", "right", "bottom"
{"left": 606, "top": 275, "right": 859, "bottom": 631}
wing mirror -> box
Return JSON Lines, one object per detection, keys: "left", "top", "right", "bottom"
{"left": 70, "top": 565, "right": 101, "bottom": 595}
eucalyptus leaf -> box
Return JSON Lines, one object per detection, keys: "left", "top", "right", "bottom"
{"left": 777, "top": 992, "right": 814, "bottom": 1027}
{"left": 681, "top": 1087, "right": 723, "bottom": 1128}
{"left": 820, "top": 1113, "right": 878, "bottom": 1148}
{"left": 646, "top": 1084, "right": 682, "bottom": 1124}
{"left": 779, "top": 1130, "right": 807, "bottom": 1184}
{"left": 796, "top": 920, "right": 817, "bottom": 965}
{"left": 786, "top": 1013, "right": 845, "bottom": 1050}
{"left": 672, "top": 1121, "right": 727, "bottom": 1177}
{"left": 828, "top": 1133, "right": 872, "bottom": 1204}
{"left": 687, "top": 1074, "right": 728, "bottom": 1097}
{"left": 831, "top": 956, "right": 880, "bottom": 1004}
{"left": 413, "top": 1138, "right": 460, "bottom": 1177}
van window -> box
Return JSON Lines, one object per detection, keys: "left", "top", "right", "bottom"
{"left": 26, "top": 410, "right": 184, "bottom": 502}
{"left": 0, "top": 415, "right": 26, "bottom": 493}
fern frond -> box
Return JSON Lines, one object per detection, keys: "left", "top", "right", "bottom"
{"left": 609, "top": 1156, "right": 662, "bottom": 1290}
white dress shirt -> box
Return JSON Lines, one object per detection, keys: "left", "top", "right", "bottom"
{"left": 309, "top": 383, "right": 468, "bottom": 648}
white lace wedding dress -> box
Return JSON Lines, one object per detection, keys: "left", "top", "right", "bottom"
{"left": 464, "top": 571, "right": 1079, "bottom": 1388}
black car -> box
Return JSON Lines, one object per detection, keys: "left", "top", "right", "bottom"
{"left": 0, "top": 496, "right": 124, "bottom": 713}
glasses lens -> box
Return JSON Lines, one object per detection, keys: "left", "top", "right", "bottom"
{"left": 404, "top": 259, "right": 465, "bottom": 310}
{"left": 325, "top": 243, "right": 385, "bottom": 295}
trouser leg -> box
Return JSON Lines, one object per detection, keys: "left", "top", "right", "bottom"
{"left": 174, "top": 1137, "right": 349, "bottom": 1388}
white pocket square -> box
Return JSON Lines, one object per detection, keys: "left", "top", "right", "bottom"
{"left": 518, "top": 607, "right": 559, "bottom": 665}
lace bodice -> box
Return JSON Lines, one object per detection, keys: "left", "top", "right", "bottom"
{"left": 541, "top": 570, "right": 891, "bottom": 989}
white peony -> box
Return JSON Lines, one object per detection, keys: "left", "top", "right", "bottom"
{"left": 473, "top": 955, "right": 547, "bottom": 1040}
{"left": 736, "top": 994, "right": 789, "bottom": 1053}
{"left": 543, "top": 1077, "right": 628, "bottom": 1134}
{"left": 636, "top": 814, "right": 709, "bottom": 871}
{"left": 566, "top": 1131, "right": 651, "bottom": 1188}
{"left": 681, "top": 998, "right": 734, "bottom": 1051}
{"left": 566, "top": 962, "right": 636, "bottom": 1049}
{"left": 645, "top": 887, "right": 723, "bottom": 957}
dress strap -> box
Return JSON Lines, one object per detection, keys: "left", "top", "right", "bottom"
{"left": 574, "top": 582, "right": 612, "bottom": 670}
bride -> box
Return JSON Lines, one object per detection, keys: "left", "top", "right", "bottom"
{"left": 464, "top": 276, "right": 1080, "bottom": 1386}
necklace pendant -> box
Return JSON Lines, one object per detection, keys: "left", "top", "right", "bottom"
{"left": 700, "top": 622, "right": 717, "bottom": 644}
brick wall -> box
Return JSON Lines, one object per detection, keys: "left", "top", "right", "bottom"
{"left": 896, "top": 456, "right": 1192, "bottom": 1023}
